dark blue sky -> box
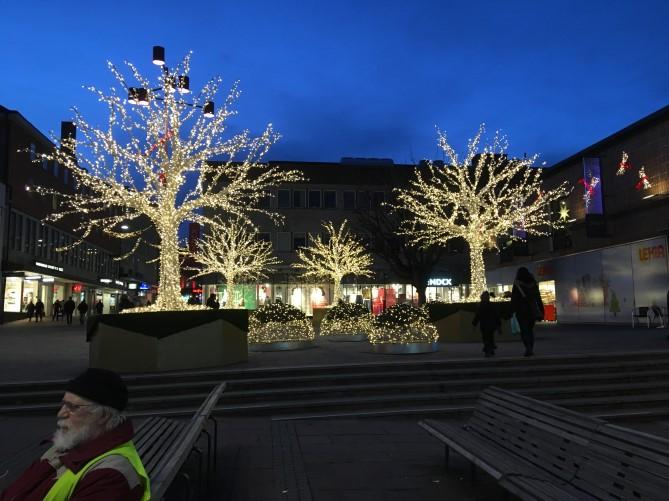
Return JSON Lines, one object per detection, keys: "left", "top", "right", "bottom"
{"left": 2, "top": 0, "right": 668, "bottom": 166}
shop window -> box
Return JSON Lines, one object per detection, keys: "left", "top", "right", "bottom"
{"left": 277, "top": 232, "right": 291, "bottom": 252}
{"left": 293, "top": 232, "right": 307, "bottom": 250}
{"left": 293, "top": 189, "right": 306, "bottom": 208}
{"left": 343, "top": 191, "right": 355, "bottom": 209}
{"left": 277, "top": 189, "right": 290, "bottom": 208}
{"left": 308, "top": 190, "right": 321, "bottom": 208}
{"left": 323, "top": 190, "right": 337, "bottom": 209}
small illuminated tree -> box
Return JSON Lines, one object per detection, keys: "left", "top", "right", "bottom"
{"left": 293, "top": 220, "right": 373, "bottom": 304}
{"left": 36, "top": 49, "right": 302, "bottom": 311}
{"left": 395, "top": 125, "right": 571, "bottom": 300}
{"left": 190, "top": 218, "right": 280, "bottom": 308}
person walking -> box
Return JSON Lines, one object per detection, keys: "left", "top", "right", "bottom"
{"left": 77, "top": 299, "right": 89, "bottom": 325}
{"left": 511, "top": 267, "right": 544, "bottom": 357}
{"left": 25, "top": 300, "right": 35, "bottom": 322}
{"left": 205, "top": 293, "right": 220, "bottom": 309}
{"left": 95, "top": 299, "right": 104, "bottom": 315}
{"left": 64, "top": 296, "right": 76, "bottom": 325}
{"left": 472, "top": 291, "right": 501, "bottom": 357}
{"left": 34, "top": 299, "right": 45, "bottom": 322}
{"left": 52, "top": 299, "right": 63, "bottom": 321}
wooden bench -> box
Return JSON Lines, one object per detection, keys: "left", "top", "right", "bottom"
{"left": 419, "top": 386, "right": 669, "bottom": 500}
{"left": 0, "top": 382, "right": 225, "bottom": 500}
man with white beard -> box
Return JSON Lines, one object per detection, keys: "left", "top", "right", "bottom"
{"left": 1, "top": 368, "right": 150, "bottom": 500}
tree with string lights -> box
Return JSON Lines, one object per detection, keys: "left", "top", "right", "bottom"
{"left": 293, "top": 220, "right": 373, "bottom": 304}
{"left": 395, "top": 125, "right": 571, "bottom": 301}
{"left": 190, "top": 218, "right": 280, "bottom": 308}
{"left": 36, "top": 47, "right": 302, "bottom": 311}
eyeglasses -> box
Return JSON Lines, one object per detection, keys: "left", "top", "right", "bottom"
{"left": 60, "top": 400, "right": 93, "bottom": 413}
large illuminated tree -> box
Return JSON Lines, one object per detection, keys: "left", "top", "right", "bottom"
{"left": 191, "top": 218, "right": 280, "bottom": 308}
{"left": 37, "top": 52, "right": 301, "bottom": 311}
{"left": 293, "top": 220, "right": 373, "bottom": 304}
{"left": 395, "top": 125, "right": 570, "bottom": 300}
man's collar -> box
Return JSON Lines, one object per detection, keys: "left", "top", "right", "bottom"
{"left": 60, "top": 419, "right": 135, "bottom": 473}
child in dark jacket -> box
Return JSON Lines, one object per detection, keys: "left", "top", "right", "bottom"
{"left": 472, "top": 291, "right": 501, "bottom": 357}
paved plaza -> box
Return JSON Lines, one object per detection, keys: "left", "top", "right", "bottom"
{"left": 1, "top": 318, "right": 669, "bottom": 500}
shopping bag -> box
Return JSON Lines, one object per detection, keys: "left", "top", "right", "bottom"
{"left": 510, "top": 313, "right": 521, "bottom": 335}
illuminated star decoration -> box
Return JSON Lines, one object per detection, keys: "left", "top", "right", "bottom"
{"left": 617, "top": 151, "right": 631, "bottom": 176}
{"left": 578, "top": 174, "right": 600, "bottom": 209}
{"left": 635, "top": 167, "right": 652, "bottom": 190}
{"left": 559, "top": 201, "right": 570, "bottom": 221}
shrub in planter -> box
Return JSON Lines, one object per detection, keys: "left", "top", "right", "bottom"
{"left": 370, "top": 303, "right": 438, "bottom": 344}
{"left": 320, "top": 301, "right": 373, "bottom": 337}
{"left": 249, "top": 302, "right": 315, "bottom": 344}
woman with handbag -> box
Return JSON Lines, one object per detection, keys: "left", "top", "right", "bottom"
{"left": 511, "top": 267, "right": 544, "bottom": 357}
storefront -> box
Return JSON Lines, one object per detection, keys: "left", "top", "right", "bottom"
{"left": 486, "top": 236, "right": 669, "bottom": 324}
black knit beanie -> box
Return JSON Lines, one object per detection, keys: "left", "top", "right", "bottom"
{"left": 65, "top": 368, "right": 128, "bottom": 411}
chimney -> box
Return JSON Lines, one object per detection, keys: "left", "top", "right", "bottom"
{"left": 60, "top": 121, "right": 76, "bottom": 157}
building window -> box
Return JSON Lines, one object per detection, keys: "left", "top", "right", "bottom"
{"left": 63, "top": 169, "right": 69, "bottom": 186}
{"left": 53, "top": 161, "right": 60, "bottom": 178}
{"left": 29, "top": 144, "right": 36, "bottom": 161}
{"left": 277, "top": 189, "right": 290, "bottom": 208}
{"left": 277, "top": 232, "right": 291, "bottom": 251}
{"left": 343, "top": 191, "right": 356, "bottom": 209}
{"left": 357, "top": 191, "right": 370, "bottom": 209}
{"left": 293, "top": 232, "right": 307, "bottom": 250}
{"left": 372, "top": 191, "right": 385, "bottom": 208}
{"left": 15, "top": 214, "right": 23, "bottom": 251}
{"left": 42, "top": 157, "right": 48, "bottom": 171}
{"left": 8, "top": 212, "right": 16, "bottom": 250}
{"left": 258, "top": 193, "right": 271, "bottom": 209}
{"left": 293, "top": 189, "right": 306, "bottom": 208}
{"left": 323, "top": 190, "right": 337, "bottom": 209}
{"left": 308, "top": 190, "right": 321, "bottom": 208}
{"left": 256, "top": 232, "right": 271, "bottom": 243}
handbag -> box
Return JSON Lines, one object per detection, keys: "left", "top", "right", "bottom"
{"left": 510, "top": 313, "right": 521, "bottom": 335}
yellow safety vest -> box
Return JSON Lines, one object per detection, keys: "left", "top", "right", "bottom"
{"left": 43, "top": 440, "right": 151, "bottom": 501}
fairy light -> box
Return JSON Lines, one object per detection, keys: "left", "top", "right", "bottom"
{"left": 248, "top": 303, "right": 315, "bottom": 343}
{"left": 293, "top": 220, "right": 373, "bottom": 304}
{"left": 189, "top": 218, "right": 280, "bottom": 308}
{"left": 33, "top": 50, "right": 302, "bottom": 312}
{"left": 368, "top": 303, "right": 438, "bottom": 344}
{"left": 617, "top": 151, "right": 631, "bottom": 176}
{"left": 394, "top": 125, "right": 571, "bottom": 301}
{"left": 320, "top": 302, "right": 374, "bottom": 337}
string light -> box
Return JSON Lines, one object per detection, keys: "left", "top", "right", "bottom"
{"left": 394, "top": 125, "right": 571, "bottom": 301}
{"left": 293, "top": 220, "right": 373, "bottom": 304}
{"left": 34, "top": 51, "right": 302, "bottom": 311}
{"left": 320, "top": 302, "right": 373, "bottom": 337}
{"left": 189, "top": 218, "right": 280, "bottom": 308}
{"left": 249, "top": 303, "right": 315, "bottom": 343}
{"left": 617, "top": 151, "right": 631, "bottom": 176}
{"left": 369, "top": 303, "right": 438, "bottom": 344}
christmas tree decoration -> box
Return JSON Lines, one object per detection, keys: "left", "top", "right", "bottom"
{"left": 189, "top": 218, "right": 281, "bottom": 308}
{"left": 617, "top": 151, "right": 631, "bottom": 176}
{"left": 34, "top": 49, "right": 302, "bottom": 311}
{"left": 635, "top": 166, "right": 652, "bottom": 190}
{"left": 293, "top": 220, "right": 373, "bottom": 304}
{"left": 578, "top": 174, "right": 600, "bottom": 209}
{"left": 249, "top": 302, "right": 315, "bottom": 343}
{"left": 395, "top": 125, "right": 571, "bottom": 301}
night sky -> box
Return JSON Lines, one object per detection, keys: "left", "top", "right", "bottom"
{"left": 2, "top": 0, "right": 668, "bottom": 166}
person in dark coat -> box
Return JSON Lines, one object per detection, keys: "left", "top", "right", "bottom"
{"left": 34, "top": 299, "right": 45, "bottom": 322}
{"left": 472, "top": 291, "right": 501, "bottom": 357}
{"left": 511, "top": 267, "right": 544, "bottom": 357}
{"left": 25, "top": 300, "right": 35, "bottom": 322}
{"left": 52, "top": 299, "right": 63, "bottom": 321}
{"left": 77, "top": 300, "right": 89, "bottom": 325}
{"left": 63, "top": 296, "right": 76, "bottom": 325}
{"left": 95, "top": 300, "right": 104, "bottom": 315}
{"left": 205, "top": 293, "right": 220, "bottom": 309}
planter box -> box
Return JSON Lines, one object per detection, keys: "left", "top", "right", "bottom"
{"left": 428, "top": 302, "right": 518, "bottom": 343}
{"left": 311, "top": 307, "right": 331, "bottom": 331}
{"left": 371, "top": 342, "right": 439, "bottom": 354}
{"left": 87, "top": 309, "right": 248, "bottom": 373}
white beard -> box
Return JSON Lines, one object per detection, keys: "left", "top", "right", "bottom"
{"left": 52, "top": 419, "right": 99, "bottom": 452}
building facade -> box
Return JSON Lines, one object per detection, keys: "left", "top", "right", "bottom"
{"left": 485, "top": 105, "right": 669, "bottom": 324}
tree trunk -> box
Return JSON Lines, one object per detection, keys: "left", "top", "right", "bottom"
{"left": 416, "top": 284, "right": 428, "bottom": 305}
{"left": 155, "top": 224, "right": 183, "bottom": 310}
{"left": 332, "top": 276, "right": 343, "bottom": 305}
{"left": 467, "top": 241, "right": 486, "bottom": 301}
{"left": 225, "top": 280, "right": 236, "bottom": 308}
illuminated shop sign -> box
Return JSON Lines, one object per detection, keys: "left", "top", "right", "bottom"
{"left": 139, "top": 282, "right": 150, "bottom": 290}
{"left": 99, "top": 278, "right": 112, "bottom": 284}
{"left": 114, "top": 280, "right": 124, "bottom": 287}
{"left": 35, "top": 261, "right": 64, "bottom": 273}
{"left": 128, "top": 283, "right": 138, "bottom": 290}
{"left": 428, "top": 278, "right": 453, "bottom": 286}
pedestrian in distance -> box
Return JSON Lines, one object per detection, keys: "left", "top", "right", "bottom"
{"left": 25, "top": 300, "right": 35, "bottom": 322}
{"left": 511, "top": 266, "right": 544, "bottom": 357}
{"left": 0, "top": 368, "right": 150, "bottom": 500}
{"left": 35, "top": 299, "right": 45, "bottom": 322}
{"left": 95, "top": 299, "right": 104, "bottom": 315}
{"left": 472, "top": 291, "right": 501, "bottom": 357}
{"left": 63, "top": 296, "right": 76, "bottom": 325}
{"left": 77, "top": 299, "right": 89, "bottom": 325}
{"left": 52, "top": 299, "right": 63, "bottom": 321}
{"left": 205, "top": 293, "right": 220, "bottom": 309}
